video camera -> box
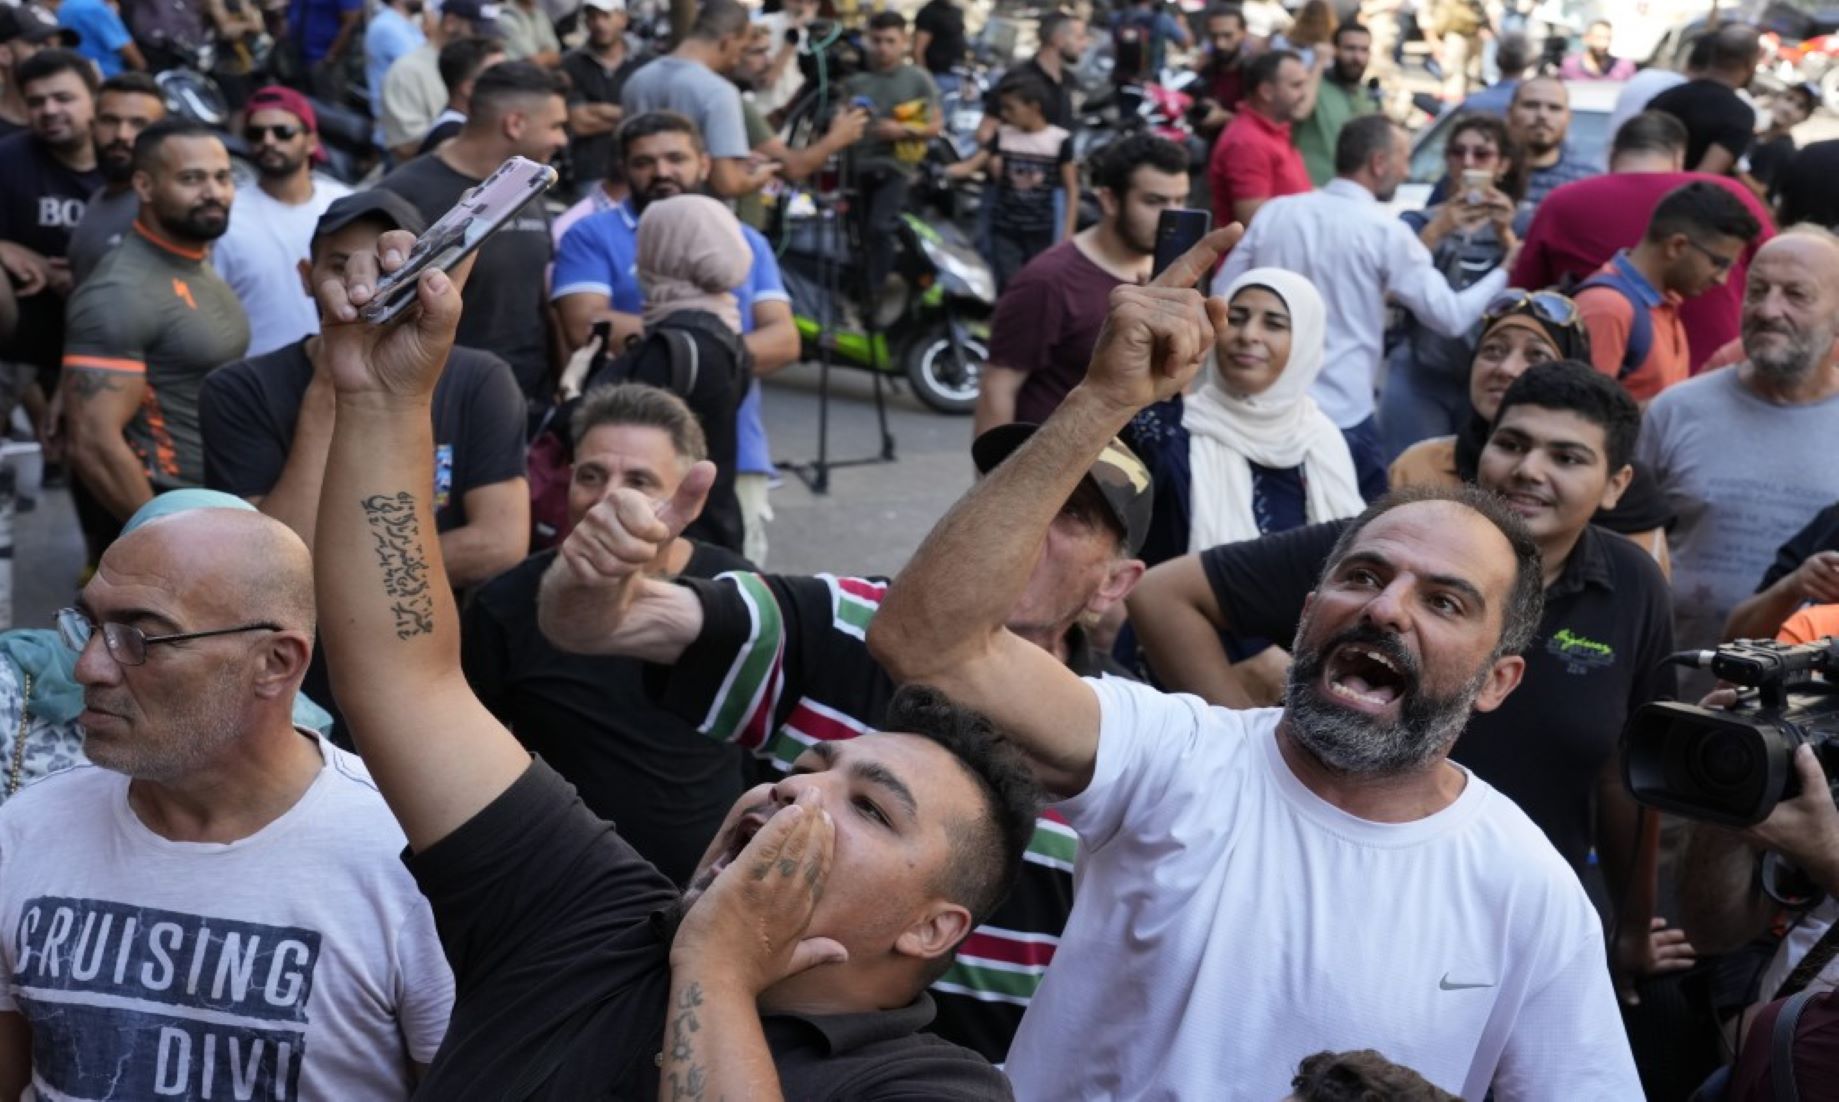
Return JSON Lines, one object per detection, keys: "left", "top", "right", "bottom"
{"left": 1623, "top": 638, "right": 1839, "bottom": 827}
{"left": 796, "top": 20, "right": 864, "bottom": 87}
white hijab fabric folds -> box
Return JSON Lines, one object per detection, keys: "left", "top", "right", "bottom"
{"left": 636, "top": 194, "right": 750, "bottom": 333}
{"left": 1182, "top": 267, "right": 1366, "bottom": 550}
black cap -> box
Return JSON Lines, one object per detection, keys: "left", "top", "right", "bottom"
{"left": 972, "top": 423, "right": 1154, "bottom": 556}
{"left": 0, "top": 4, "right": 79, "bottom": 46}
{"left": 438, "top": 0, "right": 502, "bottom": 34}
{"left": 313, "top": 189, "right": 428, "bottom": 241}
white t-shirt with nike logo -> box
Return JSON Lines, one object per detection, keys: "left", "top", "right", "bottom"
{"left": 1002, "top": 677, "right": 1640, "bottom": 1101}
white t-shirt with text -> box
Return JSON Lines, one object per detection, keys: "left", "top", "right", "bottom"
{"left": 1002, "top": 677, "right": 1640, "bottom": 1101}
{"left": 0, "top": 734, "right": 453, "bottom": 1101}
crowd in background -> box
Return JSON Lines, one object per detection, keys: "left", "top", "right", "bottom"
{"left": 1, "top": 0, "right": 1838, "bottom": 1098}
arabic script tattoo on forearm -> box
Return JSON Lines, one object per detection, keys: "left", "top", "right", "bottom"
{"left": 360, "top": 492, "right": 434, "bottom": 638}
{"left": 665, "top": 981, "right": 708, "bottom": 1101}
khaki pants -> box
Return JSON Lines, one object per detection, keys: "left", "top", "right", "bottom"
{"left": 736, "top": 472, "right": 773, "bottom": 567}
{"left": 1441, "top": 31, "right": 1483, "bottom": 101}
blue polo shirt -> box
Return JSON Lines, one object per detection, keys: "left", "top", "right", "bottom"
{"left": 59, "top": 0, "right": 135, "bottom": 77}
{"left": 553, "top": 200, "right": 791, "bottom": 475}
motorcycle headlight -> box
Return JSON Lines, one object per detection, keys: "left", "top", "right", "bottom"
{"left": 915, "top": 236, "right": 994, "bottom": 302}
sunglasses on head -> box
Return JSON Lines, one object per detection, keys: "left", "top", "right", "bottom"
{"left": 245, "top": 123, "right": 302, "bottom": 142}
{"left": 1483, "top": 289, "right": 1582, "bottom": 329}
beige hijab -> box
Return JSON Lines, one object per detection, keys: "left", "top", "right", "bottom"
{"left": 636, "top": 194, "right": 751, "bottom": 333}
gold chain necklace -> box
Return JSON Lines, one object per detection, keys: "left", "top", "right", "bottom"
{"left": 6, "top": 673, "right": 31, "bottom": 798}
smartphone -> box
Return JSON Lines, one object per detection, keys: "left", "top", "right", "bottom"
{"left": 1460, "top": 168, "right": 1493, "bottom": 204}
{"left": 1151, "top": 209, "right": 1213, "bottom": 283}
{"left": 361, "top": 156, "right": 560, "bottom": 325}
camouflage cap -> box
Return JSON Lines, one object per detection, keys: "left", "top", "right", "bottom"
{"left": 971, "top": 423, "right": 1153, "bottom": 556}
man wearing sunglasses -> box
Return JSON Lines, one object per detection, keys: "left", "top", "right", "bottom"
{"left": 210, "top": 86, "right": 351, "bottom": 357}
{"left": 1574, "top": 180, "right": 1760, "bottom": 403}
{"left": 0, "top": 506, "right": 454, "bottom": 1100}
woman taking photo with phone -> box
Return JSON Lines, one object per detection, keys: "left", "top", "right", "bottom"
{"left": 1377, "top": 113, "right": 1523, "bottom": 460}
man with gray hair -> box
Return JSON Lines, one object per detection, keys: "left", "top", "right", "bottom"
{"left": 1215, "top": 112, "right": 1513, "bottom": 495}
{"left": 868, "top": 229, "right": 1640, "bottom": 1098}
{"left": 0, "top": 506, "right": 454, "bottom": 1099}
{"left": 1638, "top": 227, "right": 1839, "bottom": 685}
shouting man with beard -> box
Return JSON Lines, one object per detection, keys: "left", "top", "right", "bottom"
{"left": 62, "top": 119, "right": 249, "bottom": 535}
{"left": 868, "top": 229, "right": 1643, "bottom": 1099}
{"left": 67, "top": 72, "right": 165, "bottom": 286}
{"left": 211, "top": 86, "right": 351, "bottom": 357}
{"left": 1293, "top": 21, "right": 1378, "bottom": 186}
{"left": 1638, "top": 227, "right": 1839, "bottom": 692}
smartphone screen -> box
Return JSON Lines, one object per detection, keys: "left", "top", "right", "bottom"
{"left": 1151, "top": 209, "right": 1213, "bottom": 284}
{"left": 361, "top": 156, "right": 559, "bottom": 325}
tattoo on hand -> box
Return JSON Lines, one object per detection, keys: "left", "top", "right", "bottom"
{"left": 67, "top": 369, "right": 124, "bottom": 401}
{"left": 360, "top": 492, "right": 435, "bottom": 638}
{"left": 666, "top": 982, "right": 707, "bottom": 1101}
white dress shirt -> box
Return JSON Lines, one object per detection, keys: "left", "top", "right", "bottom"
{"left": 1213, "top": 177, "right": 1508, "bottom": 428}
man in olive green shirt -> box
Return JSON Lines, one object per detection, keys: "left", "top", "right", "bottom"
{"left": 1295, "top": 22, "right": 1378, "bottom": 186}
{"left": 842, "top": 10, "right": 940, "bottom": 296}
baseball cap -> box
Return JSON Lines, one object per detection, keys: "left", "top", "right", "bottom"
{"left": 439, "top": 0, "right": 502, "bottom": 34}
{"left": 313, "top": 189, "right": 429, "bottom": 242}
{"left": 971, "top": 423, "right": 1153, "bottom": 556}
{"left": 0, "top": 4, "right": 79, "bottom": 47}
{"left": 246, "top": 85, "right": 319, "bottom": 134}
{"left": 582, "top": 0, "right": 626, "bottom": 11}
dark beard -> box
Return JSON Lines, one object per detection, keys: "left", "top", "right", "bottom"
{"left": 167, "top": 205, "right": 230, "bottom": 242}
{"left": 633, "top": 181, "right": 687, "bottom": 212}
{"left": 1284, "top": 622, "right": 1486, "bottom": 777}
{"left": 1332, "top": 60, "right": 1364, "bottom": 86}
{"left": 255, "top": 151, "right": 307, "bottom": 180}
{"left": 99, "top": 148, "right": 134, "bottom": 184}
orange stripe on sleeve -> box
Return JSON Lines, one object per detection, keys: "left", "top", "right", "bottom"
{"left": 62, "top": 355, "right": 147, "bottom": 374}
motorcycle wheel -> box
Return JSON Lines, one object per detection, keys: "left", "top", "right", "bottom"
{"left": 904, "top": 322, "right": 986, "bottom": 415}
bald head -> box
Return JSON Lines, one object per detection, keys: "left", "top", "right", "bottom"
{"left": 104, "top": 508, "right": 316, "bottom": 636}
{"left": 1741, "top": 230, "right": 1839, "bottom": 387}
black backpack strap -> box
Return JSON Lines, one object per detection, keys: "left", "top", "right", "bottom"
{"left": 1771, "top": 988, "right": 1819, "bottom": 1102}
{"left": 1772, "top": 918, "right": 1839, "bottom": 1001}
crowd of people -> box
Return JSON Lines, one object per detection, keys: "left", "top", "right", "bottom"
{"left": 1, "top": 0, "right": 1838, "bottom": 1098}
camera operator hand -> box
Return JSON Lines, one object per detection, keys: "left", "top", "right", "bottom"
{"left": 1788, "top": 551, "right": 1839, "bottom": 607}
{"left": 1743, "top": 744, "right": 1839, "bottom": 894}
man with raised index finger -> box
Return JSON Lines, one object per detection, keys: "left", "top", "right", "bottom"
{"left": 306, "top": 227, "right": 1028, "bottom": 1098}
{"left": 866, "top": 230, "right": 1641, "bottom": 1099}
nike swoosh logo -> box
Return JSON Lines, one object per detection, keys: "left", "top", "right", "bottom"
{"left": 1439, "top": 973, "right": 1495, "bottom": 991}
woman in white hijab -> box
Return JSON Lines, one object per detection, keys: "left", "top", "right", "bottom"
{"left": 1181, "top": 267, "right": 1367, "bottom": 551}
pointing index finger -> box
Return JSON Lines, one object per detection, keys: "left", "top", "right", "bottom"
{"left": 1148, "top": 224, "right": 1244, "bottom": 290}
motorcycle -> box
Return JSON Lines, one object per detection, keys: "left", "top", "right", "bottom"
{"left": 772, "top": 168, "right": 997, "bottom": 415}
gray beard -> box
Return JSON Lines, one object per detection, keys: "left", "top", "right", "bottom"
{"left": 1283, "top": 650, "right": 1487, "bottom": 778}
{"left": 1746, "top": 322, "right": 1837, "bottom": 388}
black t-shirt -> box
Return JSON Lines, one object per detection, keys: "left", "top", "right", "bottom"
{"left": 913, "top": 0, "right": 968, "bottom": 75}
{"left": 1199, "top": 521, "right": 1678, "bottom": 871}
{"left": 0, "top": 131, "right": 103, "bottom": 372}
{"left": 378, "top": 154, "right": 556, "bottom": 400}
{"left": 461, "top": 543, "right": 754, "bottom": 885}
{"left": 563, "top": 45, "right": 648, "bottom": 186}
{"left": 650, "top": 569, "right": 1120, "bottom": 1063}
{"left": 984, "top": 57, "right": 1072, "bottom": 130}
{"left": 1778, "top": 139, "right": 1839, "bottom": 229}
{"left": 1758, "top": 501, "right": 1839, "bottom": 592}
{"left": 1649, "top": 79, "right": 1756, "bottom": 171}
{"left": 1748, "top": 133, "right": 1797, "bottom": 196}
{"left": 200, "top": 338, "right": 527, "bottom": 735}
{"left": 406, "top": 758, "right": 1011, "bottom": 1098}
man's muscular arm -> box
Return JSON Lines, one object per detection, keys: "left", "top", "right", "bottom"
{"left": 62, "top": 368, "right": 154, "bottom": 520}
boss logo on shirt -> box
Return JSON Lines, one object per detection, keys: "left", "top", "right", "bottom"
{"left": 37, "top": 196, "right": 84, "bottom": 228}
{"left": 1546, "top": 628, "right": 1615, "bottom": 674}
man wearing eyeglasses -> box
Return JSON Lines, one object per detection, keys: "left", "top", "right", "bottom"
{"left": 1573, "top": 181, "right": 1759, "bottom": 404}
{"left": 0, "top": 506, "right": 454, "bottom": 1100}
{"left": 208, "top": 86, "right": 351, "bottom": 357}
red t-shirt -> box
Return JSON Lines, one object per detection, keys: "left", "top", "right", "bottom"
{"left": 1207, "top": 109, "right": 1311, "bottom": 229}
{"left": 1509, "top": 171, "right": 1774, "bottom": 373}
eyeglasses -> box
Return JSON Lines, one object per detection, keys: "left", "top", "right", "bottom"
{"left": 1446, "top": 141, "right": 1500, "bottom": 164}
{"left": 1483, "top": 289, "right": 1583, "bottom": 329}
{"left": 1683, "top": 237, "right": 1737, "bottom": 273}
{"left": 244, "top": 123, "right": 302, "bottom": 142}
{"left": 56, "top": 607, "right": 283, "bottom": 668}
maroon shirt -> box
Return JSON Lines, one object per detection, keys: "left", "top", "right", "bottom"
{"left": 1509, "top": 171, "right": 1774, "bottom": 373}
{"left": 988, "top": 239, "right": 1121, "bottom": 424}
{"left": 1731, "top": 990, "right": 1839, "bottom": 1101}
{"left": 1207, "top": 108, "right": 1311, "bottom": 230}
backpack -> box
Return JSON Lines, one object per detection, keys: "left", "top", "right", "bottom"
{"left": 526, "top": 310, "right": 754, "bottom": 550}
{"left": 1111, "top": 6, "right": 1161, "bottom": 84}
{"left": 1573, "top": 266, "right": 1655, "bottom": 380}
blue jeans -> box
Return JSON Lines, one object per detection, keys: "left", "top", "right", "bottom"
{"left": 1340, "top": 416, "right": 1391, "bottom": 502}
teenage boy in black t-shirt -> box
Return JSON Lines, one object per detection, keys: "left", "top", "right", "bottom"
{"left": 310, "top": 230, "right": 1024, "bottom": 1099}
{"left": 1131, "top": 361, "right": 1689, "bottom": 992}
{"left": 462, "top": 382, "right": 754, "bottom": 885}
{"left": 1647, "top": 22, "right": 1761, "bottom": 176}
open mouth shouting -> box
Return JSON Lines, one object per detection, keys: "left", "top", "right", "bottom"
{"left": 1320, "top": 635, "right": 1415, "bottom": 714}
{"left": 689, "top": 805, "right": 774, "bottom": 895}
